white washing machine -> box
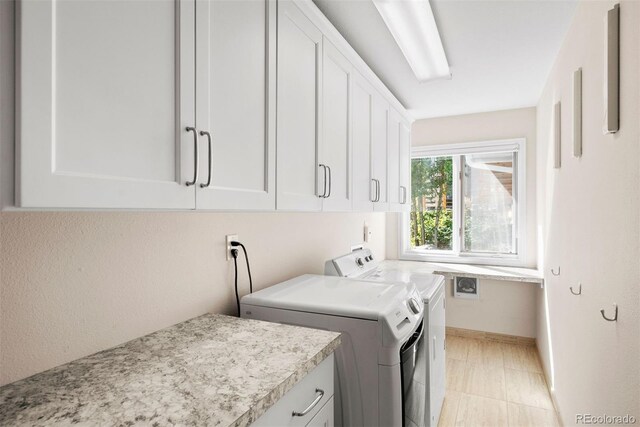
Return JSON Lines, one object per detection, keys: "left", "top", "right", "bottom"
{"left": 325, "top": 249, "right": 446, "bottom": 427}
{"left": 241, "top": 274, "right": 425, "bottom": 427}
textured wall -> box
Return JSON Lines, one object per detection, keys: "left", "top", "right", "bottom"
{"left": 535, "top": 1, "right": 640, "bottom": 423}
{"left": 0, "top": 211, "right": 386, "bottom": 386}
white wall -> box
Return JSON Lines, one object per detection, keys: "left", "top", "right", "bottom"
{"left": 401, "top": 107, "right": 538, "bottom": 268}
{"left": 387, "top": 107, "right": 539, "bottom": 339}
{"left": 0, "top": 212, "right": 386, "bottom": 386}
{"left": 536, "top": 1, "right": 639, "bottom": 424}
{"left": 444, "top": 278, "right": 537, "bottom": 338}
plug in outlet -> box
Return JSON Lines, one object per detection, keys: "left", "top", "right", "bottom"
{"left": 226, "top": 234, "right": 238, "bottom": 260}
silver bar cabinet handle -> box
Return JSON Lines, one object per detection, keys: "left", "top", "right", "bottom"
{"left": 326, "top": 165, "right": 332, "bottom": 198}
{"left": 199, "top": 130, "right": 212, "bottom": 188}
{"left": 319, "top": 164, "right": 328, "bottom": 198}
{"left": 370, "top": 178, "right": 377, "bottom": 202}
{"left": 292, "top": 388, "right": 325, "bottom": 417}
{"left": 375, "top": 179, "right": 381, "bottom": 202}
{"left": 185, "top": 127, "right": 199, "bottom": 186}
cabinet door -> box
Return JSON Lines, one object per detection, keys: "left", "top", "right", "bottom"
{"left": 306, "top": 396, "right": 334, "bottom": 427}
{"left": 351, "top": 72, "right": 374, "bottom": 212}
{"left": 17, "top": 0, "right": 195, "bottom": 209}
{"left": 399, "top": 120, "right": 411, "bottom": 213}
{"left": 371, "top": 94, "right": 389, "bottom": 211}
{"left": 387, "top": 108, "right": 401, "bottom": 212}
{"left": 321, "top": 39, "right": 352, "bottom": 212}
{"left": 276, "top": 1, "right": 323, "bottom": 211}
{"left": 195, "top": 0, "right": 275, "bottom": 210}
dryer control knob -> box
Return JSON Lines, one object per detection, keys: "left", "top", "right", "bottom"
{"left": 356, "top": 258, "right": 365, "bottom": 267}
{"left": 408, "top": 298, "right": 421, "bottom": 315}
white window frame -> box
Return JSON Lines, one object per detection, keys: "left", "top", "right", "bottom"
{"left": 399, "top": 138, "right": 527, "bottom": 267}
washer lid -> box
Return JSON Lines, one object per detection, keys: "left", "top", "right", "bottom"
{"left": 359, "top": 267, "right": 445, "bottom": 302}
{"left": 241, "top": 274, "right": 418, "bottom": 321}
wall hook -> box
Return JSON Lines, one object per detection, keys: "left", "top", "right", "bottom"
{"left": 569, "top": 283, "right": 582, "bottom": 295}
{"left": 551, "top": 266, "right": 561, "bottom": 276}
{"left": 600, "top": 304, "right": 618, "bottom": 322}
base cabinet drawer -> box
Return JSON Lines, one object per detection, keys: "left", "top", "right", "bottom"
{"left": 305, "top": 396, "right": 334, "bottom": 427}
{"left": 251, "top": 354, "right": 334, "bottom": 427}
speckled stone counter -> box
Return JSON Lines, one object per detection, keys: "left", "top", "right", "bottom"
{"left": 384, "top": 260, "right": 544, "bottom": 284}
{"left": 0, "top": 314, "right": 341, "bottom": 427}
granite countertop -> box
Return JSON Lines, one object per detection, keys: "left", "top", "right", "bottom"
{"left": 0, "top": 314, "right": 341, "bottom": 427}
{"left": 386, "top": 260, "right": 544, "bottom": 284}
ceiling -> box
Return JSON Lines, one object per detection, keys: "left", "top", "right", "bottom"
{"left": 312, "top": 0, "right": 578, "bottom": 119}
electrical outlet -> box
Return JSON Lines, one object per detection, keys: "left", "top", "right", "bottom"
{"left": 226, "top": 234, "right": 238, "bottom": 260}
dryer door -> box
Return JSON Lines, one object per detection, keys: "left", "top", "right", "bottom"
{"left": 400, "top": 320, "right": 426, "bottom": 427}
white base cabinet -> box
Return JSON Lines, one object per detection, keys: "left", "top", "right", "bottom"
{"left": 251, "top": 354, "right": 335, "bottom": 427}
{"left": 306, "top": 396, "right": 334, "bottom": 427}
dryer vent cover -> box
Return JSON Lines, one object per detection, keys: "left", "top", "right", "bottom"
{"left": 454, "top": 277, "right": 479, "bottom": 299}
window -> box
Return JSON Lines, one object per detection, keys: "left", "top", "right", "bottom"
{"left": 401, "top": 139, "right": 526, "bottom": 266}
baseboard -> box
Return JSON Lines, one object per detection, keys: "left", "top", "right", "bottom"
{"left": 445, "top": 326, "right": 536, "bottom": 346}
{"left": 536, "top": 338, "right": 564, "bottom": 426}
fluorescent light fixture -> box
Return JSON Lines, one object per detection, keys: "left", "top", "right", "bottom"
{"left": 373, "top": 0, "right": 451, "bottom": 82}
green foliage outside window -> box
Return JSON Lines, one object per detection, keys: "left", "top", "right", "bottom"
{"left": 410, "top": 157, "right": 453, "bottom": 249}
{"left": 410, "top": 209, "right": 453, "bottom": 249}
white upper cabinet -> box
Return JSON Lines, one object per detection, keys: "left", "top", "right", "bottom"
{"left": 276, "top": 1, "right": 323, "bottom": 211}
{"left": 399, "top": 120, "right": 411, "bottom": 213}
{"left": 14, "top": 0, "right": 411, "bottom": 212}
{"left": 320, "top": 39, "right": 352, "bottom": 212}
{"left": 387, "top": 108, "right": 402, "bottom": 212}
{"left": 351, "top": 72, "right": 374, "bottom": 212}
{"left": 371, "top": 94, "right": 389, "bottom": 212}
{"left": 17, "top": 0, "right": 196, "bottom": 209}
{"left": 388, "top": 108, "right": 411, "bottom": 212}
{"left": 195, "top": 0, "right": 276, "bottom": 210}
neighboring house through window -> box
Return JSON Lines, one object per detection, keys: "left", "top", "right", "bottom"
{"left": 400, "top": 138, "right": 526, "bottom": 266}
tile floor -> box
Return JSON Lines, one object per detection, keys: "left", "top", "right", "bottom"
{"left": 439, "top": 335, "right": 559, "bottom": 427}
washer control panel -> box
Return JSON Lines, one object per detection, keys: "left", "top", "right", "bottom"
{"left": 327, "top": 248, "right": 378, "bottom": 277}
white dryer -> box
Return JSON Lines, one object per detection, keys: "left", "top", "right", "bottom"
{"left": 326, "top": 249, "right": 446, "bottom": 427}
{"left": 241, "top": 274, "right": 425, "bottom": 427}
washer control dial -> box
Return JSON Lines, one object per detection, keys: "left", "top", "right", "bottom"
{"left": 356, "top": 258, "right": 365, "bottom": 267}
{"left": 408, "top": 298, "right": 421, "bottom": 315}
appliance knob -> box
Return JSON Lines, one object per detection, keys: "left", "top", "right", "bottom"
{"left": 408, "top": 298, "right": 421, "bottom": 315}
{"left": 369, "top": 254, "right": 374, "bottom": 261}
{"left": 356, "top": 258, "right": 364, "bottom": 267}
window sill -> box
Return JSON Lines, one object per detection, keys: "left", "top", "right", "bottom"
{"left": 396, "top": 256, "right": 543, "bottom": 285}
